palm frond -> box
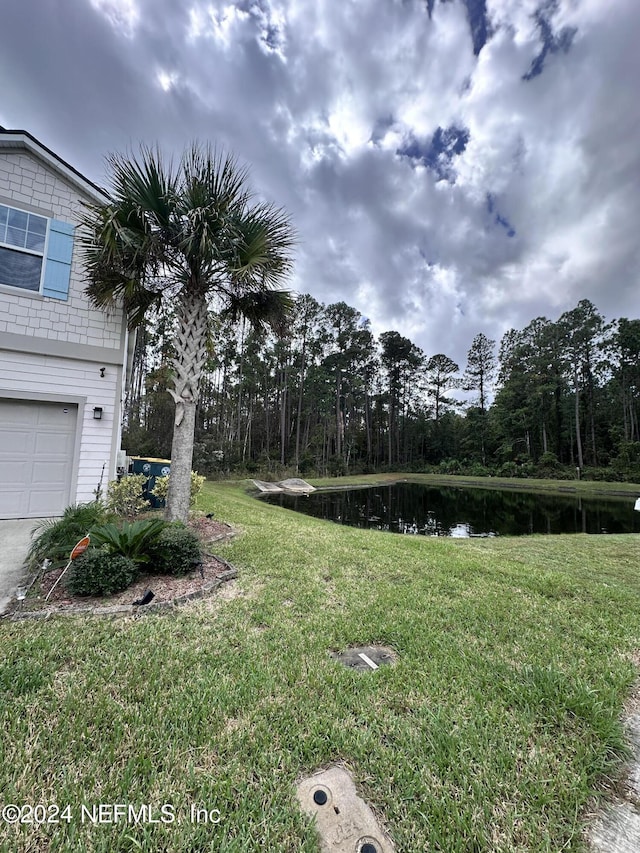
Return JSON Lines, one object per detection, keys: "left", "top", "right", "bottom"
{"left": 79, "top": 140, "right": 296, "bottom": 333}
{"left": 107, "top": 145, "right": 178, "bottom": 228}
{"left": 229, "top": 202, "right": 297, "bottom": 287}
{"left": 223, "top": 289, "right": 295, "bottom": 336}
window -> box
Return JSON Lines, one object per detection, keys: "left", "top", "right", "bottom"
{"left": 0, "top": 203, "right": 48, "bottom": 292}
{"left": 0, "top": 203, "right": 74, "bottom": 300}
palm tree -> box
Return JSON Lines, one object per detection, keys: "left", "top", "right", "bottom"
{"left": 80, "top": 143, "right": 296, "bottom": 522}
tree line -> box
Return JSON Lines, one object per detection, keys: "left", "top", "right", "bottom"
{"left": 123, "top": 295, "right": 640, "bottom": 482}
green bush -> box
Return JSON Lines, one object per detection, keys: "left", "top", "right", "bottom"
{"left": 29, "top": 502, "right": 111, "bottom": 569}
{"left": 438, "top": 459, "right": 462, "bottom": 475}
{"left": 151, "top": 471, "right": 205, "bottom": 508}
{"left": 90, "top": 518, "right": 167, "bottom": 566}
{"left": 106, "top": 474, "right": 149, "bottom": 517}
{"left": 147, "top": 525, "right": 202, "bottom": 576}
{"left": 514, "top": 462, "right": 537, "bottom": 478}
{"left": 467, "top": 463, "right": 492, "bottom": 477}
{"left": 538, "top": 451, "right": 561, "bottom": 469}
{"left": 327, "top": 455, "right": 348, "bottom": 477}
{"left": 66, "top": 550, "right": 138, "bottom": 596}
{"left": 581, "top": 466, "right": 613, "bottom": 482}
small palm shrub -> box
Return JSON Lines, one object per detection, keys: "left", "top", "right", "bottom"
{"left": 106, "top": 474, "right": 149, "bottom": 517}
{"left": 90, "top": 519, "right": 167, "bottom": 566}
{"left": 151, "top": 472, "right": 205, "bottom": 508}
{"left": 147, "top": 524, "right": 202, "bottom": 576}
{"left": 67, "top": 551, "right": 138, "bottom": 596}
{"left": 29, "top": 502, "right": 111, "bottom": 569}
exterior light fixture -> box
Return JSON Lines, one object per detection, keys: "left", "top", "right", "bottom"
{"left": 93, "top": 407, "right": 103, "bottom": 420}
{"left": 100, "top": 367, "right": 106, "bottom": 377}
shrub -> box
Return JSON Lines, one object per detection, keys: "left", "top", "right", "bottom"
{"left": 106, "top": 474, "right": 149, "bottom": 517}
{"left": 467, "top": 463, "right": 492, "bottom": 477}
{"left": 90, "top": 519, "right": 167, "bottom": 566}
{"left": 514, "top": 462, "right": 537, "bottom": 478}
{"left": 66, "top": 551, "right": 138, "bottom": 596}
{"left": 151, "top": 471, "right": 205, "bottom": 508}
{"left": 191, "top": 437, "right": 225, "bottom": 477}
{"left": 297, "top": 453, "right": 316, "bottom": 474}
{"left": 147, "top": 525, "right": 202, "bottom": 576}
{"left": 29, "top": 502, "right": 111, "bottom": 569}
{"left": 438, "top": 459, "right": 462, "bottom": 475}
{"left": 581, "top": 466, "right": 612, "bottom": 482}
{"left": 327, "top": 455, "right": 348, "bottom": 477}
{"left": 538, "top": 451, "right": 561, "bottom": 469}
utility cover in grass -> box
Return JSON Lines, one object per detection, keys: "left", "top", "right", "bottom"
{"left": 296, "top": 765, "right": 395, "bottom": 852}
{"left": 330, "top": 646, "right": 397, "bottom": 672}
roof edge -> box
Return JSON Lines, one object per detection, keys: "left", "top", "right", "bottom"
{"left": 0, "top": 129, "right": 109, "bottom": 202}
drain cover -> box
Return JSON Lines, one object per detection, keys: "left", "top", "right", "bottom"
{"left": 296, "top": 765, "right": 395, "bottom": 852}
{"left": 330, "top": 646, "right": 397, "bottom": 672}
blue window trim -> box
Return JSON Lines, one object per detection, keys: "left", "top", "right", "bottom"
{"left": 43, "top": 219, "right": 74, "bottom": 301}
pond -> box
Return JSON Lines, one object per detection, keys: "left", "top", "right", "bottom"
{"left": 260, "top": 482, "right": 640, "bottom": 537}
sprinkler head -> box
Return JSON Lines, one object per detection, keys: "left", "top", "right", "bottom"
{"left": 313, "top": 789, "right": 328, "bottom": 806}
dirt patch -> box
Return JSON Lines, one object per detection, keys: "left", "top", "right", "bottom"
{"left": 213, "top": 580, "right": 243, "bottom": 601}
{"left": 197, "top": 578, "right": 264, "bottom": 614}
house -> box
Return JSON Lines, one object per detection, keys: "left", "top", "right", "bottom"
{"left": 0, "top": 128, "right": 129, "bottom": 519}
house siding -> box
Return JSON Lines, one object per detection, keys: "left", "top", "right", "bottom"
{"left": 0, "top": 142, "right": 126, "bottom": 515}
{"left": 0, "top": 351, "right": 121, "bottom": 502}
{"left": 0, "top": 151, "right": 122, "bottom": 349}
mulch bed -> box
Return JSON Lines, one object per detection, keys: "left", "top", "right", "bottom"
{"left": 22, "top": 517, "right": 237, "bottom": 613}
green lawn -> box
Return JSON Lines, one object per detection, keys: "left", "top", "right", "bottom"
{"left": 1, "top": 478, "right": 640, "bottom": 852}
{"left": 306, "top": 471, "right": 640, "bottom": 497}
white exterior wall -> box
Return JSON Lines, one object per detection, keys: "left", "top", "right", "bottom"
{"left": 0, "top": 351, "right": 121, "bottom": 502}
{"left": 0, "top": 150, "right": 122, "bottom": 348}
{"left": 0, "top": 142, "right": 127, "bottom": 513}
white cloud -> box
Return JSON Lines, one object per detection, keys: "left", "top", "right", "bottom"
{"left": 89, "top": 0, "right": 140, "bottom": 37}
{"left": 1, "top": 0, "right": 639, "bottom": 365}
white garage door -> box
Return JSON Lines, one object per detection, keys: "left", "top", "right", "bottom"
{"left": 0, "top": 398, "right": 77, "bottom": 518}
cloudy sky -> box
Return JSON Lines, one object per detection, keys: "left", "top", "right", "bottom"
{"left": 1, "top": 0, "right": 639, "bottom": 368}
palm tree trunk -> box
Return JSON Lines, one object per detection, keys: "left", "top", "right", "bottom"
{"left": 167, "top": 397, "right": 198, "bottom": 521}
{"left": 166, "top": 288, "right": 209, "bottom": 522}
{"left": 236, "top": 320, "right": 245, "bottom": 449}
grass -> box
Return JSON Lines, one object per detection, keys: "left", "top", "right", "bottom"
{"left": 305, "top": 471, "right": 640, "bottom": 497}
{"left": 1, "top": 478, "right": 640, "bottom": 851}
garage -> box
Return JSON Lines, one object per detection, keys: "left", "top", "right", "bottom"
{"left": 0, "top": 398, "right": 78, "bottom": 518}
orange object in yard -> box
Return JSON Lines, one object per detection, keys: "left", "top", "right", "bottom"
{"left": 70, "top": 536, "right": 90, "bottom": 560}
{"left": 45, "top": 535, "right": 92, "bottom": 603}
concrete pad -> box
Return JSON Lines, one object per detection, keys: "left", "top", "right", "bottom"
{"left": 296, "top": 765, "right": 395, "bottom": 852}
{"left": 589, "top": 802, "right": 640, "bottom": 852}
{"left": 278, "top": 478, "right": 316, "bottom": 493}
{"left": 0, "top": 518, "right": 42, "bottom": 615}
{"left": 586, "top": 697, "right": 640, "bottom": 851}
{"left": 252, "top": 478, "right": 316, "bottom": 493}
{"left": 626, "top": 714, "right": 640, "bottom": 800}
{"left": 251, "top": 480, "right": 283, "bottom": 492}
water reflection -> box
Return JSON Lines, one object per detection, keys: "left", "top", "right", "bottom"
{"left": 260, "top": 483, "right": 640, "bottom": 537}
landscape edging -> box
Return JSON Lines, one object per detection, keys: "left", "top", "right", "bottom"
{"left": 10, "top": 568, "right": 238, "bottom": 621}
